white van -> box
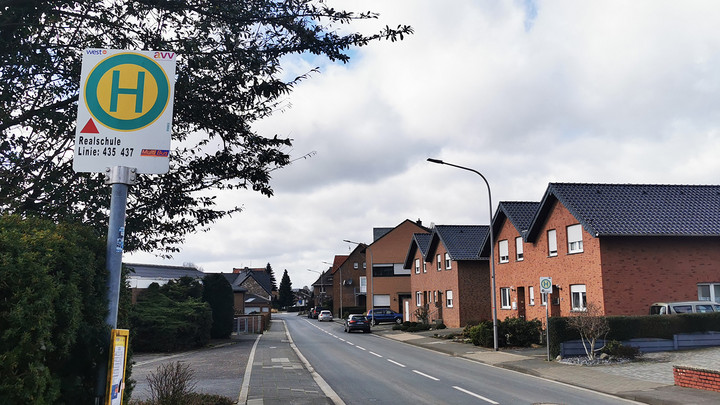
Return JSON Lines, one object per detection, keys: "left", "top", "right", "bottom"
{"left": 649, "top": 301, "right": 720, "bottom": 315}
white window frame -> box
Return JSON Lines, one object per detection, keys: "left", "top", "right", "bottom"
{"left": 547, "top": 229, "right": 558, "bottom": 257}
{"left": 499, "top": 240, "right": 509, "bottom": 263}
{"left": 446, "top": 290, "right": 453, "bottom": 308}
{"left": 359, "top": 276, "right": 367, "bottom": 293}
{"left": 500, "top": 287, "right": 511, "bottom": 309}
{"left": 444, "top": 252, "right": 451, "bottom": 269}
{"left": 423, "top": 262, "right": 427, "bottom": 273}
{"left": 354, "top": 262, "right": 358, "bottom": 269}
{"left": 515, "top": 237, "right": 524, "bottom": 261}
{"left": 434, "top": 290, "right": 438, "bottom": 302}
{"left": 567, "top": 224, "right": 584, "bottom": 254}
{"left": 698, "top": 283, "right": 720, "bottom": 303}
{"left": 571, "top": 284, "right": 587, "bottom": 311}
{"left": 529, "top": 286, "right": 535, "bottom": 306}
{"left": 415, "top": 258, "right": 420, "bottom": 274}
{"left": 416, "top": 291, "right": 422, "bottom": 306}
{"left": 436, "top": 254, "right": 442, "bottom": 271}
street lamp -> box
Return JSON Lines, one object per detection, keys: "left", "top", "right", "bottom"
{"left": 307, "top": 269, "right": 324, "bottom": 307}
{"left": 427, "top": 158, "right": 499, "bottom": 351}
{"left": 343, "top": 239, "right": 374, "bottom": 324}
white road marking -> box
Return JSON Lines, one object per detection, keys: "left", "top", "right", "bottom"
{"left": 412, "top": 370, "right": 439, "bottom": 381}
{"left": 369, "top": 351, "right": 383, "bottom": 358}
{"left": 356, "top": 346, "right": 366, "bottom": 351}
{"left": 387, "top": 359, "right": 406, "bottom": 368}
{"left": 453, "top": 386, "right": 499, "bottom": 404}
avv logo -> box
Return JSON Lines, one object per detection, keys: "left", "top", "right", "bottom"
{"left": 84, "top": 53, "right": 170, "bottom": 132}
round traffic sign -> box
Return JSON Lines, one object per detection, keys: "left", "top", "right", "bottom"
{"left": 84, "top": 53, "right": 170, "bottom": 132}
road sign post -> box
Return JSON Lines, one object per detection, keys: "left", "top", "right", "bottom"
{"left": 540, "top": 277, "right": 552, "bottom": 361}
{"left": 74, "top": 49, "right": 175, "bottom": 404}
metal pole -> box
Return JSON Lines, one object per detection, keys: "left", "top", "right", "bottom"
{"left": 427, "top": 158, "right": 499, "bottom": 351}
{"left": 546, "top": 292, "right": 551, "bottom": 361}
{"left": 95, "top": 166, "right": 135, "bottom": 404}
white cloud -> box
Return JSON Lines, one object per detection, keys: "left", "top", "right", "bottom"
{"left": 130, "top": 0, "right": 720, "bottom": 290}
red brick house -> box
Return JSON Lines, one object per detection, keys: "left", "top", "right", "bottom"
{"left": 404, "top": 225, "right": 491, "bottom": 328}
{"left": 330, "top": 244, "right": 368, "bottom": 317}
{"left": 487, "top": 183, "right": 720, "bottom": 321}
{"left": 364, "top": 219, "right": 429, "bottom": 316}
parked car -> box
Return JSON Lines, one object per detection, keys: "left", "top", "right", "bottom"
{"left": 344, "top": 314, "right": 370, "bottom": 333}
{"left": 650, "top": 301, "right": 720, "bottom": 315}
{"left": 308, "top": 306, "right": 323, "bottom": 319}
{"left": 366, "top": 308, "right": 403, "bottom": 325}
{"left": 318, "top": 310, "right": 333, "bottom": 322}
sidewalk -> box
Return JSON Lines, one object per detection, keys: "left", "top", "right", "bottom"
{"left": 242, "top": 319, "right": 336, "bottom": 405}
{"left": 371, "top": 325, "right": 720, "bottom": 405}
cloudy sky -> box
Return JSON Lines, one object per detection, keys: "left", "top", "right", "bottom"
{"left": 130, "top": 0, "right": 720, "bottom": 290}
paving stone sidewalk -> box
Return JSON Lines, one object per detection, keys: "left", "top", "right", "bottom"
{"left": 244, "top": 319, "right": 335, "bottom": 405}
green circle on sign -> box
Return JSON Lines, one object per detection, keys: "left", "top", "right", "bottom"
{"left": 85, "top": 53, "right": 169, "bottom": 131}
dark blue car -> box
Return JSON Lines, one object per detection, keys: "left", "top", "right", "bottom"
{"left": 366, "top": 308, "right": 403, "bottom": 325}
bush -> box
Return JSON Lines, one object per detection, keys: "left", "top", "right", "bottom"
{"left": 435, "top": 323, "right": 447, "bottom": 330}
{"left": 131, "top": 290, "right": 212, "bottom": 352}
{"left": 0, "top": 215, "right": 109, "bottom": 404}
{"left": 466, "top": 321, "right": 494, "bottom": 347}
{"left": 602, "top": 340, "right": 640, "bottom": 359}
{"left": 132, "top": 362, "right": 234, "bottom": 405}
{"left": 501, "top": 317, "right": 542, "bottom": 347}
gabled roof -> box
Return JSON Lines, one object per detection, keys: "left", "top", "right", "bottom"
{"left": 311, "top": 269, "right": 333, "bottom": 287}
{"left": 426, "top": 225, "right": 489, "bottom": 261}
{"left": 227, "top": 267, "right": 273, "bottom": 295}
{"left": 125, "top": 263, "right": 204, "bottom": 280}
{"left": 494, "top": 201, "right": 541, "bottom": 240}
{"left": 403, "top": 232, "right": 433, "bottom": 268}
{"left": 526, "top": 183, "right": 720, "bottom": 240}
{"left": 222, "top": 273, "right": 249, "bottom": 293}
{"left": 370, "top": 219, "right": 430, "bottom": 247}
{"left": 330, "top": 254, "right": 350, "bottom": 276}
{"left": 245, "top": 293, "right": 271, "bottom": 304}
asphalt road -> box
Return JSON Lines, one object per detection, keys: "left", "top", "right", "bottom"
{"left": 285, "top": 313, "right": 638, "bottom": 405}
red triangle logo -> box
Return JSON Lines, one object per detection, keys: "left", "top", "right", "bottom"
{"left": 80, "top": 119, "right": 99, "bottom": 134}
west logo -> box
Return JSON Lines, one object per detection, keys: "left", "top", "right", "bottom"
{"left": 84, "top": 53, "right": 170, "bottom": 132}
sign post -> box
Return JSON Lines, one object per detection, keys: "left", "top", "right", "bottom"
{"left": 74, "top": 48, "right": 175, "bottom": 404}
{"left": 540, "top": 277, "right": 552, "bottom": 361}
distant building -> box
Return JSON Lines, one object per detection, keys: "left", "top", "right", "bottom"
{"left": 125, "top": 263, "right": 204, "bottom": 303}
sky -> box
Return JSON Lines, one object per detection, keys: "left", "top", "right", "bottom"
{"left": 129, "top": 0, "right": 720, "bottom": 290}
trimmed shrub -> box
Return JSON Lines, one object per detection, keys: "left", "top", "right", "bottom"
{"left": 466, "top": 321, "right": 494, "bottom": 347}
{"left": 502, "top": 317, "right": 543, "bottom": 347}
{"left": 602, "top": 340, "right": 640, "bottom": 359}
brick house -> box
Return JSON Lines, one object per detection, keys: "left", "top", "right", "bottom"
{"left": 224, "top": 267, "right": 273, "bottom": 315}
{"left": 365, "top": 219, "right": 429, "bottom": 316}
{"left": 488, "top": 183, "right": 720, "bottom": 321}
{"left": 310, "top": 268, "right": 333, "bottom": 308}
{"left": 404, "top": 225, "right": 491, "bottom": 328}
{"left": 330, "top": 244, "right": 368, "bottom": 317}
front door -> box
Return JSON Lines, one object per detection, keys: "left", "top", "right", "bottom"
{"left": 517, "top": 286, "right": 526, "bottom": 319}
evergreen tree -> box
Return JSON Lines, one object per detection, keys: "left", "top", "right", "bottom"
{"left": 278, "top": 270, "right": 294, "bottom": 309}
{"left": 265, "top": 263, "right": 278, "bottom": 292}
{"left": 202, "top": 273, "right": 234, "bottom": 339}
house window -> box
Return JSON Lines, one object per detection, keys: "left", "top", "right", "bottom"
{"left": 415, "top": 258, "right": 420, "bottom": 274}
{"left": 499, "top": 240, "right": 509, "bottom": 263}
{"left": 434, "top": 290, "right": 438, "bottom": 302}
{"left": 444, "top": 252, "right": 451, "bottom": 269}
{"left": 372, "top": 265, "right": 394, "bottom": 277}
{"left": 416, "top": 291, "right": 422, "bottom": 306}
{"left": 363, "top": 262, "right": 366, "bottom": 269}
{"left": 547, "top": 229, "right": 558, "bottom": 257}
{"left": 541, "top": 292, "right": 548, "bottom": 306}
{"left": 446, "top": 290, "right": 453, "bottom": 307}
{"left": 529, "top": 286, "right": 535, "bottom": 306}
{"left": 423, "top": 262, "right": 427, "bottom": 273}
{"left": 571, "top": 284, "right": 587, "bottom": 311}
{"left": 500, "top": 287, "right": 511, "bottom": 309}
{"left": 427, "top": 290, "right": 432, "bottom": 303}
{"left": 698, "top": 283, "right": 720, "bottom": 303}
{"left": 515, "top": 237, "right": 524, "bottom": 261}
{"left": 359, "top": 276, "right": 367, "bottom": 293}
{"left": 567, "top": 224, "right": 583, "bottom": 254}
{"left": 354, "top": 262, "right": 358, "bottom": 269}
{"left": 437, "top": 254, "right": 442, "bottom": 271}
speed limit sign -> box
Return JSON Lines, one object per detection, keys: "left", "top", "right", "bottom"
{"left": 540, "top": 277, "right": 552, "bottom": 294}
